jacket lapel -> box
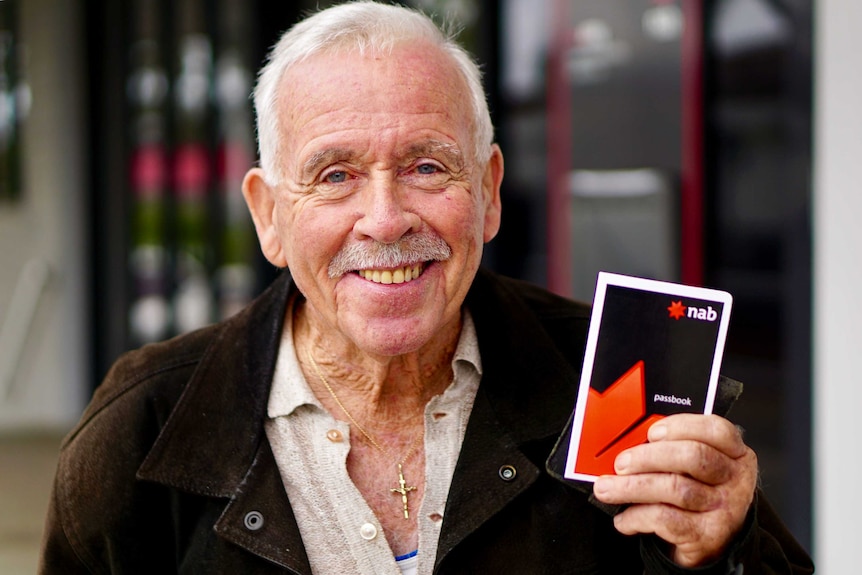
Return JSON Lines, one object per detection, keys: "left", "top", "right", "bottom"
{"left": 136, "top": 271, "right": 312, "bottom": 573}
{"left": 213, "top": 437, "right": 311, "bottom": 572}
{"left": 435, "top": 386, "right": 543, "bottom": 566}
{"left": 435, "top": 269, "right": 590, "bottom": 568}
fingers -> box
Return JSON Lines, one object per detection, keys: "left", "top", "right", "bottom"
{"left": 594, "top": 472, "right": 723, "bottom": 511}
{"left": 611, "top": 502, "right": 695, "bottom": 539}
{"left": 608, "top": 414, "right": 749, "bottom": 483}
{"left": 613, "top": 439, "right": 737, "bottom": 485}
{"left": 593, "top": 437, "right": 758, "bottom": 512}
{"left": 591, "top": 413, "right": 760, "bottom": 567}
{"left": 595, "top": 414, "right": 758, "bottom": 500}
{"left": 610, "top": 503, "right": 735, "bottom": 567}
{"left": 648, "top": 414, "right": 747, "bottom": 459}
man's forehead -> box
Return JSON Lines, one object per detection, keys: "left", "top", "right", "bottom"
{"left": 279, "top": 41, "right": 466, "bottom": 100}
{"left": 274, "top": 43, "right": 476, "bottom": 176}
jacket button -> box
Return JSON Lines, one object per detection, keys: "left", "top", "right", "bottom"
{"left": 244, "top": 511, "right": 264, "bottom": 531}
{"left": 499, "top": 465, "right": 517, "bottom": 481}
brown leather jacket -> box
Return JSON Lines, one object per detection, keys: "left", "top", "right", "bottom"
{"left": 39, "top": 269, "right": 814, "bottom": 574}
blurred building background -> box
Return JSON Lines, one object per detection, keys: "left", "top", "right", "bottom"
{"left": 0, "top": 0, "right": 858, "bottom": 572}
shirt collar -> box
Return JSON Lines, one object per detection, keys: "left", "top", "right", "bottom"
{"left": 266, "top": 302, "right": 482, "bottom": 420}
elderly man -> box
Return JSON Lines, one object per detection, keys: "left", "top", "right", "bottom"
{"left": 40, "top": 2, "right": 813, "bottom": 574}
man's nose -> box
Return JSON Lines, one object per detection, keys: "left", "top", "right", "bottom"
{"left": 352, "top": 175, "right": 421, "bottom": 243}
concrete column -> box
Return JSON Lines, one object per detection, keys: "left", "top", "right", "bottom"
{"left": 813, "top": 0, "right": 862, "bottom": 570}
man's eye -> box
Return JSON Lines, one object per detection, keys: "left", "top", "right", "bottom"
{"left": 416, "top": 163, "right": 440, "bottom": 175}
{"left": 324, "top": 171, "right": 348, "bottom": 183}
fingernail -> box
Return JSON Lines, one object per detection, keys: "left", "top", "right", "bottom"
{"left": 615, "top": 452, "right": 630, "bottom": 472}
{"left": 594, "top": 477, "right": 609, "bottom": 496}
{"left": 649, "top": 423, "right": 667, "bottom": 441}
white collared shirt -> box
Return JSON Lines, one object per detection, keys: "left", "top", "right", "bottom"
{"left": 265, "top": 303, "right": 482, "bottom": 575}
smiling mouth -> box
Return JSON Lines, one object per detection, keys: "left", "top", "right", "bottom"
{"left": 356, "top": 264, "right": 424, "bottom": 284}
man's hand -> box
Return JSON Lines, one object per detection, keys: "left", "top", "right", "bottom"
{"left": 593, "top": 413, "right": 758, "bottom": 567}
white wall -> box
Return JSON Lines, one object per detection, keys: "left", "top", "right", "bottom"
{"left": 813, "top": 0, "right": 862, "bottom": 570}
{"left": 0, "top": 0, "right": 87, "bottom": 431}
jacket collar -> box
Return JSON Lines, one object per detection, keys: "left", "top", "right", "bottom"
{"left": 137, "top": 271, "right": 312, "bottom": 572}
{"left": 137, "top": 270, "right": 293, "bottom": 497}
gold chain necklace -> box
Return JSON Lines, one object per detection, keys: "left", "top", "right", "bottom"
{"left": 306, "top": 350, "right": 423, "bottom": 519}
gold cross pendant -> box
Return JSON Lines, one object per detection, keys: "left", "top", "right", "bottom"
{"left": 390, "top": 463, "right": 417, "bottom": 519}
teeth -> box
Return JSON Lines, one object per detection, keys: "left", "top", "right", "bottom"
{"left": 359, "top": 265, "right": 423, "bottom": 284}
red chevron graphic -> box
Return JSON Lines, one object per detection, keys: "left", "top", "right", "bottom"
{"left": 574, "top": 360, "right": 664, "bottom": 476}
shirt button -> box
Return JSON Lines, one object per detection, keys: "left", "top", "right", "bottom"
{"left": 327, "top": 429, "right": 344, "bottom": 442}
{"left": 359, "top": 522, "right": 378, "bottom": 540}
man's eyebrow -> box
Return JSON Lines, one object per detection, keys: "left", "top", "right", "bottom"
{"left": 404, "top": 141, "right": 465, "bottom": 168}
{"left": 301, "top": 141, "right": 466, "bottom": 178}
{"left": 301, "top": 148, "right": 354, "bottom": 179}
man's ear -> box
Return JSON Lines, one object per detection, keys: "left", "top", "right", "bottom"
{"left": 481, "top": 144, "right": 504, "bottom": 243}
{"left": 242, "top": 167, "right": 288, "bottom": 268}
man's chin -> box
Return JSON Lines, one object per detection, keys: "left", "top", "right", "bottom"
{"left": 340, "top": 318, "right": 441, "bottom": 358}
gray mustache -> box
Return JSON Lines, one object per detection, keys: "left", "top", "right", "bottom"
{"left": 328, "top": 233, "right": 452, "bottom": 278}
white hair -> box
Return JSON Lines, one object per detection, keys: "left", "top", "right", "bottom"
{"left": 252, "top": 1, "right": 494, "bottom": 184}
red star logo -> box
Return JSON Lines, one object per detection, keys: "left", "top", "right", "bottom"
{"left": 667, "top": 300, "right": 687, "bottom": 320}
